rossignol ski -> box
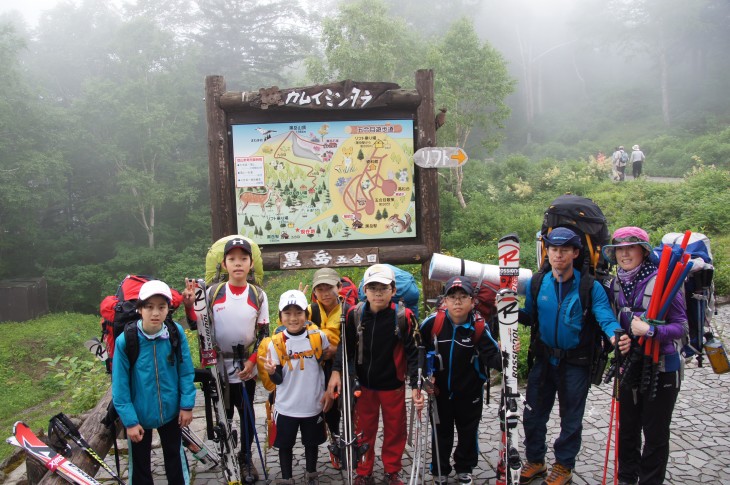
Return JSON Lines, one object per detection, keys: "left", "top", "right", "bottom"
{"left": 8, "top": 421, "right": 102, "bottom": 485}
{"left": 194, "top": 278, "right": 242, "bottom": 484}
{"left": 48, "top": 413, "right": 126, "bottom": 484}
{"left": 496, "top": 234, "right": 523, "bottom": 485}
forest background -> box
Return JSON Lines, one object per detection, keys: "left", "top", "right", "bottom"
{"left": 1, "top": 0, "right": 729, "bottom": 462}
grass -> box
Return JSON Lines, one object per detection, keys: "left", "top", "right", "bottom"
{"left": 0, "top": 313, "right": 103, "bottom": 462}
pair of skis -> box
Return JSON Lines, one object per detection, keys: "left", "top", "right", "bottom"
{"left": 193, "top": 278, "right": 245, "bottom": 484}
{"left": 7, "top": 421, "right": 103, "bottom": 485}
{"left": 496, "top": 234, "right": 523, "bottom": 485}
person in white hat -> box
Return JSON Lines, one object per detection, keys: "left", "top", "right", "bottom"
{"left": 261, "top": 290, "right": 332, "bottom": 484}
{"left": 112, "top": 279, "right": 196, "bottom": 485}
{"left": 630, "top": 144, "right": 645, "bottom": 178}
{"left": 327, "top": 263, "right": 424, "bottom": 485}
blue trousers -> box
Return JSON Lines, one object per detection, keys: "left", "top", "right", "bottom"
{"left": 523, "top": 358, "right": 590, "bottom": 469}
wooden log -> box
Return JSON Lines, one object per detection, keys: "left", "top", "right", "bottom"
{"left": 414, "top": 69, "right": 441, "bottom": 308}
{"left": 38, "top": 387, "right": 118, "bottom": 485}
{"left": 205, "top": 75, "right": 236, "bottom": 241}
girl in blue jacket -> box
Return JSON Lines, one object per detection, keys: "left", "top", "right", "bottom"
{"left": 112, "top": 280, "right": 196, "bottom": 484}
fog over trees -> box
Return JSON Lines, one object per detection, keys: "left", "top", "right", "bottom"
{"left": 1, "top": 0, "right": 728, "bottom": 311}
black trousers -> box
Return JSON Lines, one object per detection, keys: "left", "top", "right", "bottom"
{"left": 632, "top": 161, "right": 643, "bottom": 178}
{"left": 618, "top": 371, "right": 680, "bottom": 485}
{"left": 227, "top": 379, "right": 257, "bottom": 456}
{"left": 129, "top": 417, "right": 188, "bottom": 484}
{"left": 323, "top": 359, "right": 341, "bottom": 438}
{"left": 430, "top": 389, "right": 483, "bottom": 476}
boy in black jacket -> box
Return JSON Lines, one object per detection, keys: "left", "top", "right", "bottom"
{"left": 419, "top": 276, "right": 503, "bottom": 485}
{"left": 328, "top": 264, "right": 424, "bottom": 485}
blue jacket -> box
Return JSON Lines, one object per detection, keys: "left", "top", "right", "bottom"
{"left": 523, "top": 270, "right": 620, "bottom": 357}
{"left": 112, "top": 321, "right": 196, "bottom": 429}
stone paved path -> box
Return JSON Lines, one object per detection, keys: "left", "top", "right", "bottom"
{"left": 4, "top": 305, "right": 730, "bottom": 484}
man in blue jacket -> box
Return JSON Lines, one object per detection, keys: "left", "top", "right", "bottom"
{"left": 518, "top": 228, "right": 626, "bottom": 485}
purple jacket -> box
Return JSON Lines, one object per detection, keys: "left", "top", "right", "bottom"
{"left": 611, "top": 269, "right": 688, "bottom": 357}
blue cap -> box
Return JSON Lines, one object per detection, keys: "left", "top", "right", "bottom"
{"left": 544, "top": 227, "right": 582, "bottom": 248}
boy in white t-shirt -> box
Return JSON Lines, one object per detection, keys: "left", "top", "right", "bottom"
{"left": 183, "top": 237, "right": 270, "bottom": 482}
{"left": 263, "top": 290, "right": 333, "bottom": 485}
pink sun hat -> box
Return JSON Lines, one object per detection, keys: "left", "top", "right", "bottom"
{"left": 602, "top": 226, "right": 653, "bottom": 264}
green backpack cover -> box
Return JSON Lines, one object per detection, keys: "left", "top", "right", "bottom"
{"left": 205, "top": 235, "right": 264, "bottom": 285}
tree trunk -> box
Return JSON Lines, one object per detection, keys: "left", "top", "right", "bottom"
{"left": 38, "top": 387, "right": 119, "bottom": 485}
{"left": 454, "top": 166, "right": 466, "bottom": 209}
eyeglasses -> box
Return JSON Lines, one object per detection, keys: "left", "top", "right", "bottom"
{"left": 365, "top": 285, "right": 392, "bottom": 294}
{"left": 446, "top": 294, "right": 472, "bottom": 302}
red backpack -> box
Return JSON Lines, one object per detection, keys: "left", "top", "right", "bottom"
{"left": 99, "top": 275, "right": 182, "bottom": 372}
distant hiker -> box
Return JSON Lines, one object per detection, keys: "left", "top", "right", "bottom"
{"left": 419, "top": 276, "right": 503, "bottom": 485}
{"left": 328, "top": 263, "right": 424, "bottom": 485}
{"left": 183, "top": 237, "right": 270, "bottom": 481}
{"left": 112, "top": 280, "right": 196, "bottom": 485}
{"left": 263, "top": 290, "right": 332, "bottom": 485}
{"left": 603, "top": 227, "right": 688, "bottom": 485}
{"left": 518, "top": 227, "right": 629, "bottom": 485}
{"left": 612, "top": 146, "right": 627, "bottom": 181}
{"left": 630, "top": 145, "right": 646, "bottom": 178}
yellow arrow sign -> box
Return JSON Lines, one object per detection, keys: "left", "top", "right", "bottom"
{"left": 450, "top": 148, "right": 467, "bottom": 165}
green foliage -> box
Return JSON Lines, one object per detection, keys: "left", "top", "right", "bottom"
{"left": 306, "top": 0, "right": 425, "bottom": 86}
{"left": 41, "top": 355, "right": 107, "bottom": 411}
{"left": 0, "top": 313, "right": 101, "bottom": 462}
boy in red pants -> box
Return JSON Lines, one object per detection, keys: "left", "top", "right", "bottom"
{"left": 328, "top": 264, "right": 424, "bottom": 485}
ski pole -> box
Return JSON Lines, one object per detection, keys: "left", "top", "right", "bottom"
{"left": 236, "top": 344, "right": 269, "bottom": 483}
{"left": 49, "top": 413, "right": 126, "bottom": 485}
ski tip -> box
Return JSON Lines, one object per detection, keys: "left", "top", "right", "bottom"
{"left": 498, "top": 233, "right": 520, "bottom": 244}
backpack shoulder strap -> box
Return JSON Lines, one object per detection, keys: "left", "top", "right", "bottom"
{"left": 578, "top": 271, "right": 595, "bottom": 319}
{"left": 271, "top": 332, "right": 291, "bottom": 370}
{"left": 124, "top": 322, "right": 139, "bottom": 369}
{"left": 165, "top": 320, "right": 182, "bottom": 365}
{"left": 432, "top": 310, "right": 446, "bottom": 339}
{"left": 306, "top": 324, "right": 324, "bottom": 361}
{"left": 473, "top": 312, "right": 486, "bottom": 343}
{"left": 353, "top": 301, "right": 366, "bottom": 365}
{"left": 310, "top": 303, "right": 322, "bottom": 325}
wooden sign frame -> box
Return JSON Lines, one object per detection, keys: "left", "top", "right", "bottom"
{"left": 204, "top": 70, "right": 441, "bottom": 302}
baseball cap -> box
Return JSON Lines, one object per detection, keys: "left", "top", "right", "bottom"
{"left": 224, "top": 237, "right": 253, "bottom": 257}
{"left": 443, "top": 276, "right": 474, "bottom": 296}
{"left": 543, "top": 227, "right": 582, "bottom": 249}
{"left": 363, "top": 264, "right": 395, "bottom": 286}
{"left": 312, "top": 268, "right": 340, "bottom": 288}
{"left": 602, "top": 226, "right": 652, "bottom": 264}
{"left": 138, "top": 280, "right": 173, "bottom": 303}
{"left": 279, "top": 290, "right": 308, "bottom": 311}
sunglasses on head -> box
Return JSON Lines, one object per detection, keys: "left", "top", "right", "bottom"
{"left": 612, "top": 236, "right": 646, "bottom": 244}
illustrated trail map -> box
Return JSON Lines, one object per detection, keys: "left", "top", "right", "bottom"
{"left": 231, "top": 120, "right": 416, "bottom": 245}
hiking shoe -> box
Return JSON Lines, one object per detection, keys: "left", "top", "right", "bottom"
{"left": 353, "top": 475, "right": 373, "bottom": 485}
{"left": 457, "top": 472, "right": 473, "bottom": 484}
{"left": 432, "top": 475, "right": 449, "bottom": 485}
{"left": 329, "top": 448, "right": 341, "bottom": 470}
{"left": 305, "top": 471, "right": 321, "bottom": 485}
{"left": 519, "top": 461, "right": 547, "bottom": 484}
{"left": 540, "top": 463, "right": 572, "bottom": 485}
{"left": 385, "top": 472, "right": 404, "bottom": 485}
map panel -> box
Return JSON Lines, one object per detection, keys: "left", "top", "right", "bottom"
{"left": 231, "top": 120, "right": 416, "bottom": 245}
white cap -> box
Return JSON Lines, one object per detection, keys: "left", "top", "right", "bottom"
{"left": 363, "top": 264, "right": 395, "bottom": 286}
{"left": 138, "top": 280, "right": 173, "bottom": 302}
{"left": 279, "top": 290, "right": 308, "bottom": 311}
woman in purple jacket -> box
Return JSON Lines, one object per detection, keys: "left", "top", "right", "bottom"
{"left": 603, "top": 226, "right": 688, "bottom": 485}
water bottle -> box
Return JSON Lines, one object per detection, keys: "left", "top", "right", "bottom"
{"left": 704, "top": 335, "right": 730, "bottom": 374}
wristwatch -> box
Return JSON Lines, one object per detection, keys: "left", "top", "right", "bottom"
{"left": 646, "top": 325, "right": 655, "bottom": 338}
